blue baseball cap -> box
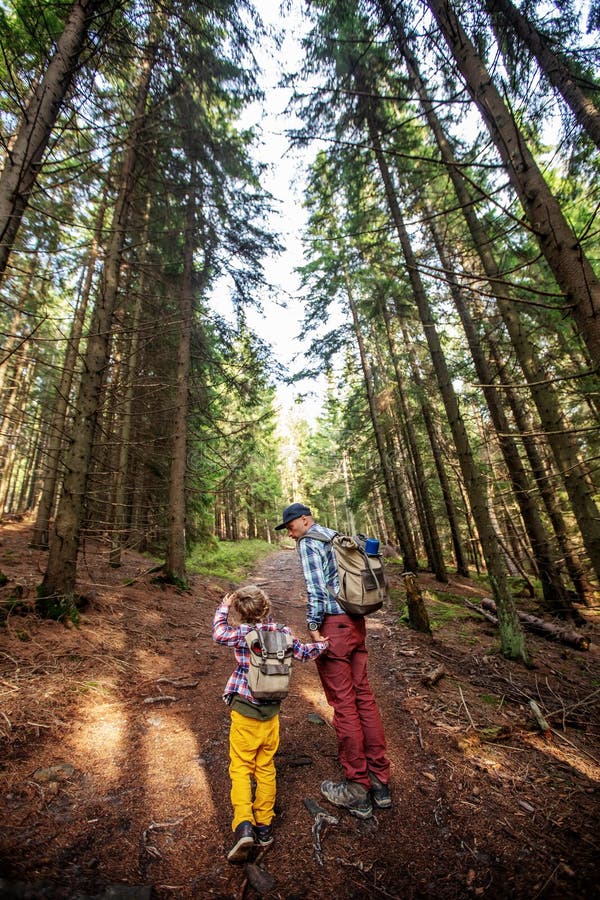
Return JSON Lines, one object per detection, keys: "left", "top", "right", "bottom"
{"left": 275, "top": 503, "right": 312, "bottom": 530}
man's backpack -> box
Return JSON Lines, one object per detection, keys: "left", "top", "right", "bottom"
{"left": 301, "top": 532, "right": 388, "bottom": 616}
{"left": 245, "top": 628, "right": 293, "bottom": 700}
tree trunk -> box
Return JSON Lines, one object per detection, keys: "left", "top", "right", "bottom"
{"left": 0, "top": 357, "right": 35, "bottom": 514}
{"left": 425, "top": 0, "right": 600, "bottom": 366}
{"left": 386, "top": 10, "right": 600, "bottom": 587}
{"left": 18, "top": 412, "right": 44, "bottom": 514}
{"left": 0, "top": 352, "right": 33, "bottom": 513}
{"left": 379, "top": 295, "right": 448, "bottom": 582}
{"left": 109, "top": 195, "right": 151, "bottom": 566}
{"left": 360, "top": 84, "right": 528, "bottom": 661}
{"left": 483, "top": 0, "right": 600, "bottom": 151}
{"left": 31, "top": 199, "right": 105, "bottom": 549}
{"left": 429, "top": 217, "right": 570, "bottom": 613}
{"left": 0, "top": 248, "right": 39, "bottom": 395}
{"left": 39, "top": 40, "right": 156, "bottom": 603}
{"left": 493, "top": 354, "right": 598, "bottom": 606}
{"left": 0, "top": 0, "right": 106, "bottom": 282}
{"left": 400, "top": 322, "right": 470, "bottom": 577}
{"left": 344, "top": 264, "right": 419, "bottom": 572}
{"left": 164, "top": 182, "right": 195, "bottom": 583}
{"left": 371, "top": 338, "right": 431, "bottom": 565}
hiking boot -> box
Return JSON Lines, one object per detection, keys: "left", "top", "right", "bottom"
{"left": 255, "top": 823, "right": 274, "bottom": 846}
{"left": 320, "top": 779, "right": 373, "bottom": 819}
{"left": 368, "top": 771, "right": 392, "bottom": 809}
{"left": 227, "top": 820, "right": 256, "bottom": 864}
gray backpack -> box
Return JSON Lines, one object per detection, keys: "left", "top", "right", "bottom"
{"left": 245, "top": 628, "right": 294, "bottom": 700}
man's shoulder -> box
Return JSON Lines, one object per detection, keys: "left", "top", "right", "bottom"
{"left": 301, "top": 524, "right": 336, "bottom": 543}
{"left": 298, "top": 524, "right": 337, "bottom": 552}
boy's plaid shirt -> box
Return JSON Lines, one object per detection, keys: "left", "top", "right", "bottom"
{"left": 212, "top": 604, "right": 327, "bottom": 705}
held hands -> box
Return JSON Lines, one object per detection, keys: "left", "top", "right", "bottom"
{"left": 312, "top": 630, "right": 329, "bottom": 645}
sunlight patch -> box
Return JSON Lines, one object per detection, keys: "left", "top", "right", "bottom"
{"left": 70, "top": 694, "right": 125, "bottom": 784}
{"left": 523, "top": 733, "right": 600, "bottom": 783}
{"left": 143, "top": 716, "right": 215, "bottom": 819}
{"left": 295, "top": 686, "right": 332, "bottom": 723}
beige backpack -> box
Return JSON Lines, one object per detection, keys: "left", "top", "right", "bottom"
{"left": 245, "top": 628, "right": 293, "bottom": 700}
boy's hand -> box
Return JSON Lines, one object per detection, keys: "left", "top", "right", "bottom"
{"left": 221, "top": 593, "right": 233, "bottom": 608}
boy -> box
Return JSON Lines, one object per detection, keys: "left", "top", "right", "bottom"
{"left": 212, "top": 584, "right": 328, "bottom": 864}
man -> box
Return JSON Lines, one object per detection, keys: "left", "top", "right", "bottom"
{"left": 275, "top": 502, "right": 391, "bottom": 819}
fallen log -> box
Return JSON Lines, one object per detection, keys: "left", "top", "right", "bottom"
{"left": 480, "top": 597, "right": 590, "bottom": 651}
{"left": 464, "top": 599, "right": 498, "bottom": 625}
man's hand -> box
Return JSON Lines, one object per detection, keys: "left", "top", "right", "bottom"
{"left": 311, "top": 630, "right": 328, "bottom": 644}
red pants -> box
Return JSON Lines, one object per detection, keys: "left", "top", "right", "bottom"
{"left": 316, "top": 614, "right": 390, "bottom": 790}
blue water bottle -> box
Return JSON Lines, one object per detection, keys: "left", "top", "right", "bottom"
{"left": 365, "top": 537, "right": 380, "bottom": 556}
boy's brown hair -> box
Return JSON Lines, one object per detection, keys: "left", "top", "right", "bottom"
{"left": 231, "top": 584, "right": 270, "bottom": 624}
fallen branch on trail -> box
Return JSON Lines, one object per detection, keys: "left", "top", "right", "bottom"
{"left": 235, "top": 846, "right": 273, "bottom": 899}
{"left": 155, "top": 677, "right": 199, "bottom": 689}
{"left": 529, "top": 700, "right": 552, "bottom": 740}
{"left": 123, "top": 564, "right": 163, "bottom": 585}
{"left": 303, "top": 798, "right": 339, "bottom": 866}
{"left": 142, "top": 695, "right": 178, "bottom": 704}
{"left": 464, "top": 599, "right": 498, "bottom": 625}
{"left": 464, "top": 599, "right": 590, "bottom": 651}
{"left": 422, "top": 664, "right": 446, "bottom": 687}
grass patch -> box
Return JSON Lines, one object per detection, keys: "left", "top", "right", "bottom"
{"left": 425, "top": 595, "right": 473, "bottom": 631}
{"left": 459, "top": 631, "right": 480, "bottom": 645}
{"left": 480, "top": 693, "right": 502, "bottom": 707}
{"left": 427, "top": 587, "right": 474, "bottom": 605}
{"left": 187, "top": 539, "right": 278, "bottom": 582}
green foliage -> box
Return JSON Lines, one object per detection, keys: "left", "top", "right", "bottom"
{"left": 187, "top": 539, "right": 276, "bottom": 582}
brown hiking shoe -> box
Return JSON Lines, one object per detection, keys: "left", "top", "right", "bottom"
{"left": 368, "top": 771, "right": 392, "bottom": 808}
{"left": 226, "top": 820, "right": 256, "bottom": 864}
{"left": 320, "top": 779, "right": 373, "bottom": 819}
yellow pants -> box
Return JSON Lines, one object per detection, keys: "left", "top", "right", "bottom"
{"left": 229, "top": 709, "right": 279, "bottom": 831}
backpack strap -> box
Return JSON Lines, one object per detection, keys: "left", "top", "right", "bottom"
{"left": 298, "top": 529, "right": 337, "bottom": 546}
{"left": 246, "top": 626, "right": 292, "bottom": 657}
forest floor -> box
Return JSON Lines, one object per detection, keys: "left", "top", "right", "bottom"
{"left": 0, "top": 518, "right": 599, "bottom": 900}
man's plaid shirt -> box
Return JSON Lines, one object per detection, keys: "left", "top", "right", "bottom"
{"left": 297, "top": 524, "right": 346, "bottom": 628}
{"left": 212, "top": 604, "right": 327, "bottom": 705}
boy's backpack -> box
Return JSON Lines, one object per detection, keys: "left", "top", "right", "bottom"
{"left": 301, "top": 532, "right": 388, "bottom": 616}
{"left": 245, "top": 627, "right": 294, "bottom": 700}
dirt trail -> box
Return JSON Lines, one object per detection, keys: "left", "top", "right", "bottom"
{"left": 1, "top": 521, "right": 599, "bottom": 899}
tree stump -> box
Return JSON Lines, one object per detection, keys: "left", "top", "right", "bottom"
{"left": 402, "top": 572, "right": 432, "bottom": 634}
